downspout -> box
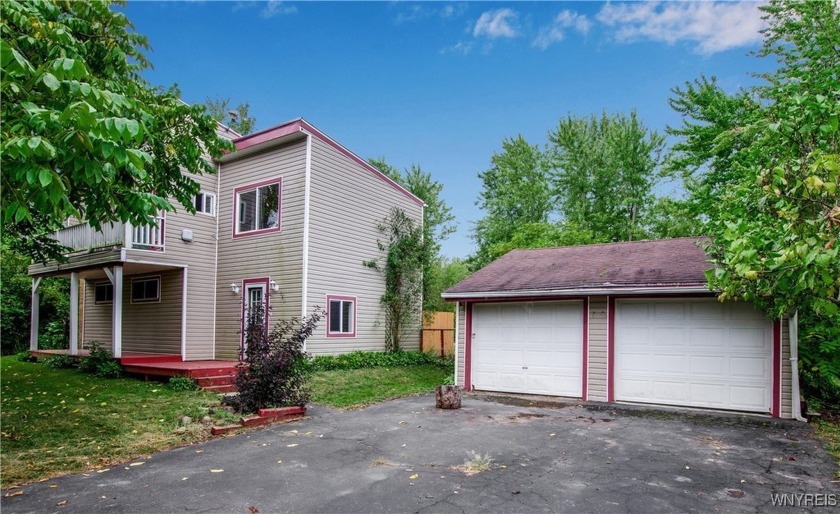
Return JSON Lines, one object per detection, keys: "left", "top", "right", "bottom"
{"left": 212, "top": 161, "right": 221, "bottom": 359}
{"left": 300, "top": 131, "right": 312, "bottom": 350}
{"left": 789, "top": 311, "right": 807, "bottom": 422}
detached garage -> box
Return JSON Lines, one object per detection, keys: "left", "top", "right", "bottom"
{"left": 443, "top": 238, "right": 802, "bottom": 419}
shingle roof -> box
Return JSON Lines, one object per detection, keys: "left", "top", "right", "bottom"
{"left": 443, "top": 237, "right": 712, "bottom": 297}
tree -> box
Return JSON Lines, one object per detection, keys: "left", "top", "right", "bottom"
{"left": 369, "top": 158, "right": 456, "bottom": 310}
{"left": 471, "top": 136, "right": 553, "bottom": 268}
{"left": 423, "top": 257, "right": 470, "bottom": 312}
{"left": 549, "top": 111, "right": 666, "bottom": 242}
{"left": 364, "top": 208, "right": 424, "bottom": 352}
{"left": 0, "top": 243, "right": 69, "bottom": 355}
{"left": 204, "top": 96, "right": 256, "bottom": 135}
{"left": 668, "top": 0, "right": 840, "bottom": 405}
{"left": 1, "top": 0, "right": 233, "bottom": 263}
{"left": 470, "top": 114, "right": 672, "bottom": 269}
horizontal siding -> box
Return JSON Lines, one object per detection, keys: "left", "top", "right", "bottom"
{"left": 122, "top": 270, "right": 182, "bottom": 355}
{"left": 304, "top": 137, "right": 423, "bottom": 355}
{"left": 781, "top": 318, "right": 792, "bottom": 419}
{"left": 587, "top": 296, "right": 609, "bottom": 402}
{"left": 215, "top": 139, "right": 307, "bottom": 360}
{"left": 81, "top": 270, "right": 182, "bottom": 356}
{"left": 83, "top": 278, "right": 112, "bottom": 351}
{"left": 456, "top": 303, "right": 466, "bottom": 388}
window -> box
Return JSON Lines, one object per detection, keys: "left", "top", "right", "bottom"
{"left": 327, "top": 296, "right": 356, "bottom": 337}
{"left": 195, "top": 192, "right": 216, "bottom": 216}
{"left": 131, "top": 276, "right": 160, "bottom": 303}
{"left": 234, "top": 180, "right": 281, "bottom": 236}
{"left": 95, "top": 281, "right": 113, "bottom": 304}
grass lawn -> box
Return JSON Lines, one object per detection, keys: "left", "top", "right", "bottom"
{"left": 309, "top": 364, "right": 449, "bottom": 409}
{"left": 0, "top": 357, "right": 238, "bottom": 487}
{"left": 813, "top": 418, "right": 840, "bottom": 480}
{"left": 1, "top": 357, "right": 450, "bottom": 486}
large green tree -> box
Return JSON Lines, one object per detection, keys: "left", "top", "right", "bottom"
{"left": 1, "top": 0, "right": 233, "bottom": 262}
{"left": 369, "top": 158, "right": 456, "bottom": 311}
{"left": 669, "top": 0, "right": 840, "bottom": 405}
{"left": 471, "top": 113, "right": 675, "bottom": 269}
{"left": 549, "top": 111, "right": 667, "bottom": 242}
{"left": 471, "top": 136, "right": 554, "bottom": 268}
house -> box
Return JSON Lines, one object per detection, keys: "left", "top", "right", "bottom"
{"left": 442, "top": 238, "right": 803, "bottom": 419}
{"left": 28, "top": 118, "right": 425, "bottom": 367}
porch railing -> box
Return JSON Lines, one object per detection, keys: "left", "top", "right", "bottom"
{"left": 131, "top": 216, "right": 165, "bottom": 251}
{"left": 53, "top": 221, "right": 126, "bottom": 253}
{"left": 52, "top": 216, "right": 165, "bottom": 254}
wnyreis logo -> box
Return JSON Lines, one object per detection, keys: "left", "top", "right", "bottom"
{"left": 770, "top": 493, "right": 837, "bottom": 507}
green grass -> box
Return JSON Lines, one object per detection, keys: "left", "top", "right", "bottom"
{"left": 813, "top": 418, "right": 840, "bottom": 480}
{"left": 0, "top": 358, "right": 451, "bottom": 486}
{"left": 0, "top": 357, "right": 237, "bottom": 487}
{"left": 309, "top": 364, "right": 449, "bottom": 409}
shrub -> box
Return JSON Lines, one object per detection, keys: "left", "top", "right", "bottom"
{"left": 309, "top": 350, "right": 447, "bottom": 372}
{"left": 38, "top": 319, "right": 68, "bottom": 350}
{"left": 232, "top": 303, "right": 323, "bottom": 414}
{"left": 168, "top": 376, "right": 200, "bottom": 391}
{"left": 78, "top": 342, "right": 122, "bottom": 378}
{"left": 15, "top": 351, "right": 37, "bottom": 362}
{"left": 43, "top": 355, "right": 77, "bottom": 369}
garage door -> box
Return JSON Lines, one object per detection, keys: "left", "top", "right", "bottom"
{"left": 615, "top": 299, "right": 772, "bottom": 413}
{"left": 472, "top": 301, "right": 583, "bottom": 397}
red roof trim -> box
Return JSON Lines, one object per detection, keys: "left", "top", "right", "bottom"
{"left": 232, "top": 119, "right": 424, "bottom": 207}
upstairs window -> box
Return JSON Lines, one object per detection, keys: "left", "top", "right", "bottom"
{"left": 327, "top": 295, "right": 356, "bottom": 337}
{"left": 131, "top": 276, "right": 160, "bottom": 303}
{"left": 234, "top": 179, "right": 281, "bottom": 236}
{"left": 95, "top": 281, "right": 113, "bottom": 304}
{"left": 195, "top": 192, "right": 216, "bottom": 216}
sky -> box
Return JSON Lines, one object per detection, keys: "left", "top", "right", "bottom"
{"left": 123, "top": 1, "right": 777, "bottom": 259}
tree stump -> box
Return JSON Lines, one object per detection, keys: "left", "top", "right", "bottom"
{"left": 436, "top": 385, "right": 462, "bottom": 409}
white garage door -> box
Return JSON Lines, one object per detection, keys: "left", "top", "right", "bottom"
{"left": 615, "top": 299, "right": 772, "bottom": 413}
{"left": 472, "top": 301, "right": 583, "bottom": 397}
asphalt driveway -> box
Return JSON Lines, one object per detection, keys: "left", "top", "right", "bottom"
{"left": 3, "top": 394, "right": 837, "bottom": 513}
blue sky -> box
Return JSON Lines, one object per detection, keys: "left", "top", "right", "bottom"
{"left": 124, "top": 1, "right": 775, "bottom": 258}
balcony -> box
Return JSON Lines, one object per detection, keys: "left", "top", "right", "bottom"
{"left": 53, "top": 217, "right": 165, "bottom": 254}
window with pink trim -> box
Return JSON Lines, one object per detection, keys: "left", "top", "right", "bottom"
{"left": 327, "top": 295, "right": 356, "bottom": 337}
{"left": 234, "top": 178, "right": 281, "bottom": 237}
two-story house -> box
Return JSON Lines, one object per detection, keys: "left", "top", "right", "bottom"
{"left": 28, "top": 119, "right": 425, "bottom": 365}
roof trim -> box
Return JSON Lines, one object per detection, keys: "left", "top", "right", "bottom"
{"left": 226, "top": 118, "right": 425, "bottom": 207}
{"left": 442, "top": 284, "right": 711, "bottom": 300}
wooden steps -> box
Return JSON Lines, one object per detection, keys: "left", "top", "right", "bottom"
{"left": 119, "top": 356, "right": 239, "bottom": 393}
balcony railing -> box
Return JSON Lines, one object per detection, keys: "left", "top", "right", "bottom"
{"left": 131, "top": 217, "right": 165, "bottom": 251}
{"left": 52, "top": 217, "right": 165, "bottom": 254}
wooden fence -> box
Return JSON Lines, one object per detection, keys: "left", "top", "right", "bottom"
{"left": 421, "top": 311, "right": 455, "bottom": 357}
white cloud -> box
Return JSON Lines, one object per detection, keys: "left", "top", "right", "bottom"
{"left": 440, "top": 41, "right": 474, "bottom": 55}
{"left": 395, "top": 3, "right": 468, "bottom": 24}
{"left": 260, "top": 0, "right": 297, "bottom": 19}
{"left": 472, "top": 8, "right": 519, "bottom": 39}
{"left": 533, "top": 10, "right": 591, "bottom": 50}
{"left": 596, "top": 1, "right": 766, "bottom": 55}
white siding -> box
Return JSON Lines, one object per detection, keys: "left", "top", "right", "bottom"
{"left": 215, "top": 137, "right": 307, "bottom": 360}
{"left": 304, "top": 137, "right": 423, "bottom": 355}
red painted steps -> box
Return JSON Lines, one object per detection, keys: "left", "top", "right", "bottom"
{"left": 118, "top": 356, "right": 240, "bottom": 393}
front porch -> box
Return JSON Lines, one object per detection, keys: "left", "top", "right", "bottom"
{"left": 29, "top": 350, "right": 239, "bottom": 393}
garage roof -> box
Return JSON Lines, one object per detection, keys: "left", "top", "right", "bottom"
{"left": 443, "top": 237, "right": 712, "bottom": 299}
